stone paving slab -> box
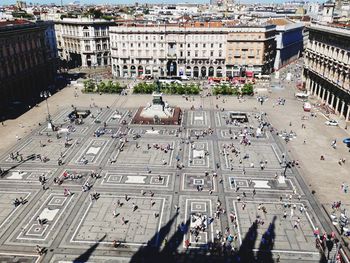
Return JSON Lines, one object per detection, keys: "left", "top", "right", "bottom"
{"left": 49, "top": 254, "right": 130, "bottom": 263}
{"left": 100, "top": 171, "right": 175, "bottom": 190}
{"left": 0, "top": 102, "right": 333, "bottom": 262}
{"left": 0, "top": 168, "right": 55, "bottom": 185}
{"left": 183, "top": 141, "right": 214, "bottom": 169}
{"left": 0, "top": 190, "right": 33, "bottom": 237}
{"left": 69, "top": 194, "right": 172, "bottom": 246}
{"left": 227, "top": 199, "right": 321, "bottom": 253}
{"left": 0, "top": 253, "right": 39, "bottom": 263}
{"left": 178, "top": 195, "right": 222, "bottom": 250}
{"left": 105, "top": 109, "right": 134, "bottom": 125}
{"left": 218, "top": 141, "right": 282, "bottom": 171}
{"left": 222, "top": 174, "right": 300, "bottom": 195}
{"left": 5, "top": 191, "right": 78, "bottom": 246}
{"left": 69, "top": 138, "right": 112, "bottom": 166}
{"left": 129, "top": 127, "right": 180, "bottom": 137}
{"left": 186, "top": 111, "right": 211, "bottom": 127}
{"left": 181, "top": 173, "right": 216, "bottom": 192}
{"left": 107, "top": 140, "right": 177, "bottom": 168}
{"left": 0, "top": 137, "right": 76, "bottom": 166}
{"left": 214, "top": 111, "right": 261, "bottom": 128}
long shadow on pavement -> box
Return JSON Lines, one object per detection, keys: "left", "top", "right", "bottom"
{"left": 256, "top": 216, "right": 276, "bottom": 263}
{"left": 73, "top": 234, "right": 106, "bottom": 263}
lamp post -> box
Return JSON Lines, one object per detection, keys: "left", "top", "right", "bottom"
{"left": 40, "top": 91, "right": 53, "bottom": 130}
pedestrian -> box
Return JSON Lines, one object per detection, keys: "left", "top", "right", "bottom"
{"left": 113, "top": 209, "right": 118, "bottom": 217}
{"left": 64, "top": 188, "right": 71, "bottom": 196}
{"left": 185, "top": 239, "right": 190, "bottom": 249}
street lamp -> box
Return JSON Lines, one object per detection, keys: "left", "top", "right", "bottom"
{"left": 40, "top": 91, "right": 53, "bottom": 130}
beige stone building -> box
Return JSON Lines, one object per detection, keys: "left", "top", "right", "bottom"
{"left": 54, "top": 18, "right": 114, "bottom": 68}
{"left": 303, "top": 23, "right": 350, "bottom": 120}
{"left": 110, "top": 21, "right": 276, "bottom": 79}
{"left": 0, "top": 20, "right": 56, "bottom": 112}
{"left": 225, "top": 26, "right": 276, "bottom": 77}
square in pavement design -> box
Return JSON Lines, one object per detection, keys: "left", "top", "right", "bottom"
{"left": 187, "top": 111, "right": 210, "bottom": 127}
{"left": 223, "top": 174, "right": 299, "bottom": 194}
{"left": 231, "top": 200, "right": 320, "bottom": 253}
{"left": 5, "top": 192, "right": 76, "bottom": 246}
{"left": 129, "top": 127, "right": 179, "bottom": 137}
{"left": 70, "top": 194, "right": 171, "bottom": 246}
{"left": 177, "top": 196, "right": 222, "bottom": 249}
{"left": 218, "top": 142, "right": 282, "bottom": 170}
{"left": 100, "top": 171, "right": 174, "bottom": 190}
{"left": 0, "top": 168, "right": 55, "bottom": 185}
{"left": 108, "top": 140, "right": 176, "bottom": 167}
{"left": 0, "top": 191, "right": 32, "bottom": 236}
{"left": 182, "top": 173, "right": 215, "bottom": 192}
{"left": 184, "top": 141, "right": 214, "bottom": 168}
{"left": 2, "top": 137, "right": 74, "bottom": 165}
{"left": 70, "top": 138, "right": 111, "bottom": 166}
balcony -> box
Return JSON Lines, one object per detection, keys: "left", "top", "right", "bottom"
{"left": 167, "top": 54, "right": 177, "bottom": 59}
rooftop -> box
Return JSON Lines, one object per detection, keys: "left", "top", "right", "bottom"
{"left": 0, "top": 19, "right": 32, "bottom": 28}
{"left": 267, "top": 18, "right": 292, "bottom": 26}
{"left": 309, "top": 22, "right": 350, "bottom": 37}
{"left": 114, "top": 20, "right": 274, "bottom": 29}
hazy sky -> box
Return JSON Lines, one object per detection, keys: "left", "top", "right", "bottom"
{"left": 1, "top": 0, "right": 307, "bottom": 6}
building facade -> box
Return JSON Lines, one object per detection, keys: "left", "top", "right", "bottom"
{"left": 303, "top": 23, "right": 350, "bottom": 120}
{"left": 269, "top": 19, "right": 304, "bottom": 71}
{"left": 54, "top": 18, "right": 114, "bottom": 68}
{"left": 110, "top": 21, "right": 276, "bottom": 79}
{"left": 0, "top": 20, "right": 57, "bottom": 111}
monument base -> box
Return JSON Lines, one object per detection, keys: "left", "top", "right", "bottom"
{"left": 132, "top": 106, "right": 182, "bottom": 125}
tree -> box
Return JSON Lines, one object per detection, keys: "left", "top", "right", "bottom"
{"left": 241, "top": 83, "right": 254, "bottom": 95}
{"left": 83, "top": 79, "right": 95, "bottom": 93}
{"left": 87, "top": 8, "right": 102, "bottom": 19}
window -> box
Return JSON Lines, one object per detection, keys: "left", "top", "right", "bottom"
{"left": 180, "top": 51, "right": 183, "bottom": 57}
{"left": 219, "top": 51, "right": 222, "bottom": 57}
{"left": 83, "top": 32, "right": 89, "bottom": 37}
{"left": 210, "top": 51, "right": 214, "bottom": 56}
{"left": 188, "top": 43, "right": 190, "bottom": 48}
{"left": 211, "top": 43, "right": 214, "bottom": 48}
{"left": 180, "top": 44, "right": 183, "bottom": 48}
{"left": 203, "top": 43, "right": 206, "bottom": 48}
{"left": 187, "top": 51, "right": 190, "bottom": 56}
{"left": 138, "top": 43, "right": 141, "bottom": 47}
{"left": 195, "top": 43, "right": 198, "bottom": 48}
{"left": 130, "top": 43, "right": 133, "bottom": 47}
{"left": 195, "top": 51, "right": 198, "bottom": 57}
{"left": 219, "top": 43, "right": 222, "bottom": 48}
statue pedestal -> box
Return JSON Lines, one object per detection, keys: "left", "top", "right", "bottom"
{"left": 131, "top": 92, "right": 182, "bottom": 125}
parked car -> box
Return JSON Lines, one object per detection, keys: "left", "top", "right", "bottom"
{"left": 325, "top": 120, "right": 339, "bottom": 126}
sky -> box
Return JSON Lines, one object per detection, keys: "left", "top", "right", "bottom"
{"left": 1, "top": 0, "right": 312, "bottom": 6}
